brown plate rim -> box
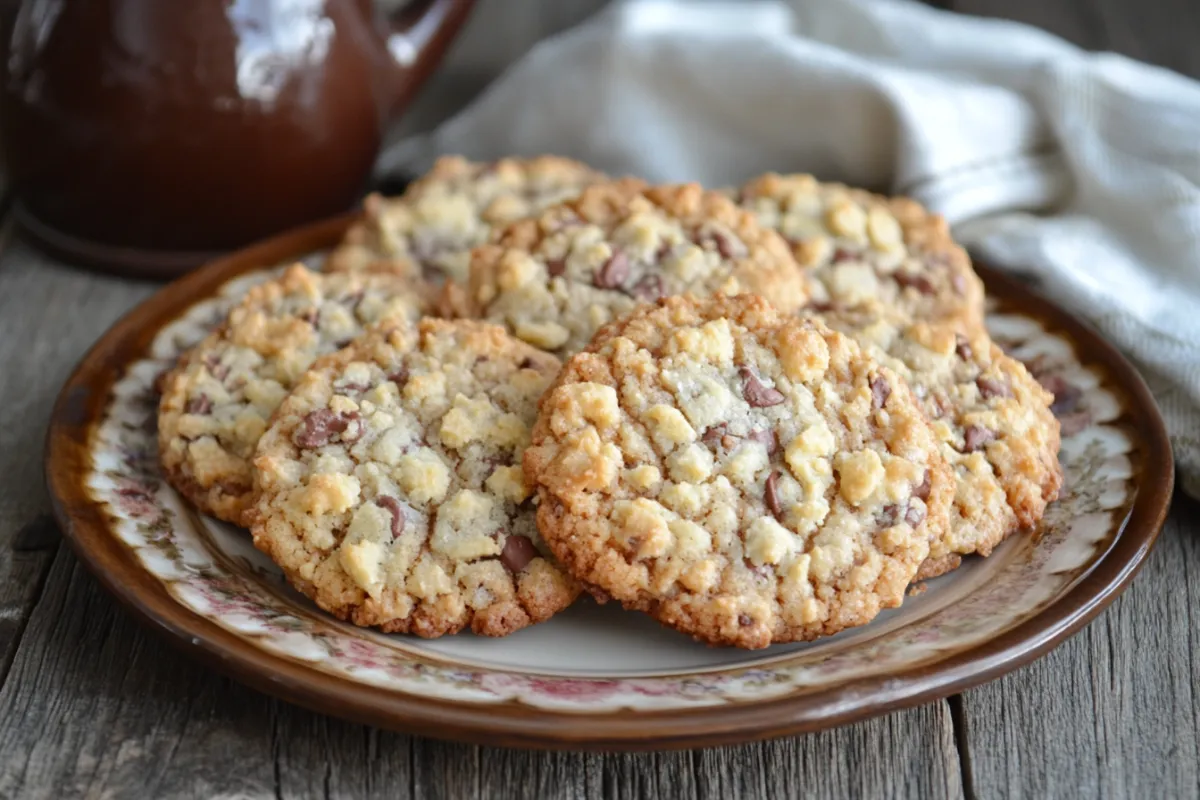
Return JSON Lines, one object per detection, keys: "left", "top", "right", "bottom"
{"left": 43, "top": 215, "right": 1175, "bottom": 751}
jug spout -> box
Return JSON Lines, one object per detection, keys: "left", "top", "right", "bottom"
{"left": 383, "top": 0, "right": 476, "bottom": 117}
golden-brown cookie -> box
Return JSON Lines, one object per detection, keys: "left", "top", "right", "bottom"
{"left": 460, "top": 180, "right": 811, "bottom": 356}
{"left": 814, "top": 304, "right": 1062, "bottom": 568}
{"left": 738, "top": 173, "right": 984, "bottom": 330}
{"left": 249, "top": 318, "right": 579, "bottom": 637}
{"left": 158, "top": 265, "right": 428, "bottom": 524}
{"left": 524, "top": 294, "right": 953, "bottom": 649}
{"left": 325, "top": 155, "right": 606, "bottom": 283}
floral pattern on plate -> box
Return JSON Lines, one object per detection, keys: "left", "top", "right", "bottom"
{"left": 85, "top": 273, "right": 1138, "bottom": 711}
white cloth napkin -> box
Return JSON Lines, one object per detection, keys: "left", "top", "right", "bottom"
{"left": 384, "top": 0, "right": 1200, "bottom": 497}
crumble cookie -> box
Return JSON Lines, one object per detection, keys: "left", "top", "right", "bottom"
{"left": 738, "top": 173, "right": 985, "bottom": 329}
{"left": 524, "top": 294, "right": 953, "bottom": 649}
{"left": 815, "top": 304, "right": 1062, "bottom": 571}
{"left": 249, "top": 318, "right": 579, "bottom": 637}
{"left": 158, "top": 265, "right": 428, "bottom": 524}
{"left": 461, "top": 180, "right": 810, "bottom": 357}
{"left": 325, "top": 155, "right": 606, "bottom": 283}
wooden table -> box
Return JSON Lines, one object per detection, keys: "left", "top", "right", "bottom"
{"left": 1, "top": 2, "right": 1197, "bottom": 797}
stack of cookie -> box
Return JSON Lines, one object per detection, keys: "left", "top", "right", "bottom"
{"left": 157, "top": 156, "right": 1063, "bottom": 649}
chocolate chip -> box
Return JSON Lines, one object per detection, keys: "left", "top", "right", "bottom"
{"left": 955, "top": 334, "right": 973, "bottom": 360}
{"left": 583, "top": 582, "right": 612, "bottom": 603}
{"left": 546, "top": 258, "right": 566, "bottom": 277}
{"left": 710, "top": 230, "right": 748, "bottom": 260}
{"left": 203, "top": 355, "right": 229, "bottom": 381}
{"left": 737, "top": 613, "right": 754, "bottom": 627}
{"left": 832, "top": 248, "right": 857, "bottom": 263}
{"left": 748, "top": 429, "right": 778, "bottom": 455}
{"left": 387, "top": 367, "right": 409, "bottom": 387}
{"left": 500, "top": 535, "right": 540, "bottom": 574}
{"left": 895, "top": 271, "right": 936, "bottom": 295}
{"left": 594, "top": 252, "right": 630, "bottom": 289}
{"left": 701, "top": 424, "right": 729, "bottom": 448}
{"left": 976, "top": 376, "right": 1012, "bottom": 399}
{"left": 294, "top": 409, "right": 361, "bottom": 448}
{"left": 375, "top": 496, "right": 405, "bottom": 538}
{"left": 630, "top": 275, "right": 664, "bottom": 302}
{"left": 963, "top": 424, "right": 996, "bottom": 452}
{"left": 904, "top": 504, "right": 926, "bottom": 527}
{"left": 765, "top": 470, "right": 782, "bottom": 519}
{"left": 912, "top": 470, "right": 932, "bottom": 501}
{"left": 870, "top": 375, "right": 891, "bottom": 410}
{"left": 185, "top": 394, "right": 212, "bottom": 415}
{"left": 739, "top": 367, "right": 785, "bottom": 407}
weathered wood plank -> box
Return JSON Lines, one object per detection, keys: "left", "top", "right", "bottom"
{"left": 957, "top": 492, "right": 1200, "bottom": 799}
{"left": 0, "top": 549, "right": 280, "bottom": 799}
{"left": 0, "top": 239, "right": 155, "bottom": 684}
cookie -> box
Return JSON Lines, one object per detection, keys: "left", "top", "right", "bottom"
{"left": 158, "top": 265, "right": 428, "bottom": 524}
{"left": 249, "top": 318, "right": 579, "bottom": 637}
{"left": 814, "top": 304, "right": 1062, "bottom": 569}
{"left": 524, "top": 294, "right": 954, "bottom": 649}
{"left": 325, "top": 155, "right": 606, "bottom": 284}
{"left": 461, "top": 180, "right": 810, "bottom": 357}
{"left": 737, "top": 173, "right": 984, "bottom": 330}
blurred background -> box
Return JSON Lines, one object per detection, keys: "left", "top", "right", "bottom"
{"left": 1, "top": 0, "right": 1196, "bottom": 170}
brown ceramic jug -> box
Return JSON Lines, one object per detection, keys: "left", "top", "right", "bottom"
{"left": 0, "top": 0, "right": 476, "bottom": 276}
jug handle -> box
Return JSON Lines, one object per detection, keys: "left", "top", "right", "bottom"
{"left": 384, "top": 0, "right": 476, "bottom": 114}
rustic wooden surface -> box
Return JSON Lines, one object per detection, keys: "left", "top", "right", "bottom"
{"left": 0, "top": 1, "right": 1197, "bottom": 798}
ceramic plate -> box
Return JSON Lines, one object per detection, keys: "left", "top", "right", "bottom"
{"left": 45, "top": 216, "right": 1173, "bottom": 750}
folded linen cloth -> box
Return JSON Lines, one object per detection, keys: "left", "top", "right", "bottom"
{"left": 383, "top": 0, "right": 1200, "bottom": 496}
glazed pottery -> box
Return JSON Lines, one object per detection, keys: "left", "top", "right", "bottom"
{"left": 1, "top": 0, "right": 475, "bottom": 276}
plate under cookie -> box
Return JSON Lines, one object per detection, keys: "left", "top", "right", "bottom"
{"left": 45, "top": 215, "right": 1172, "bottom": 750}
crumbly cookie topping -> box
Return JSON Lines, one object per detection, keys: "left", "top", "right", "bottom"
{"left": 462, "top": 180, "right": 810, "bottom": 356}
{"left": 325, "top": 156, "right": 606, "bottom": 283}
{"left": 250, "top": 318, "right": 578, "bottom": 637}
{"left": 816, "top": 304, "right": 1062, "bottom": 561}
{"left": 524, "top": 294, "right": 953, "bottom": 648}
{"left": 738, "top": 173, "right": 984, "bottom": 329}
{"left": 158, "top": 265, "right": 428, "bottom": 524}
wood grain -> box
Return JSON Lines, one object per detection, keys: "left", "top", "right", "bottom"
{"left": 0, "top": 238, "right": 153, "bottom": 684}
{"left": 957, "top": 490, "right": 1200, "bottom": 799}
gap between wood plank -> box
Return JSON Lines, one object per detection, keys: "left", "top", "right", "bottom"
{"left": 948, "top": 694, "right": 978, "bottom": 800}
